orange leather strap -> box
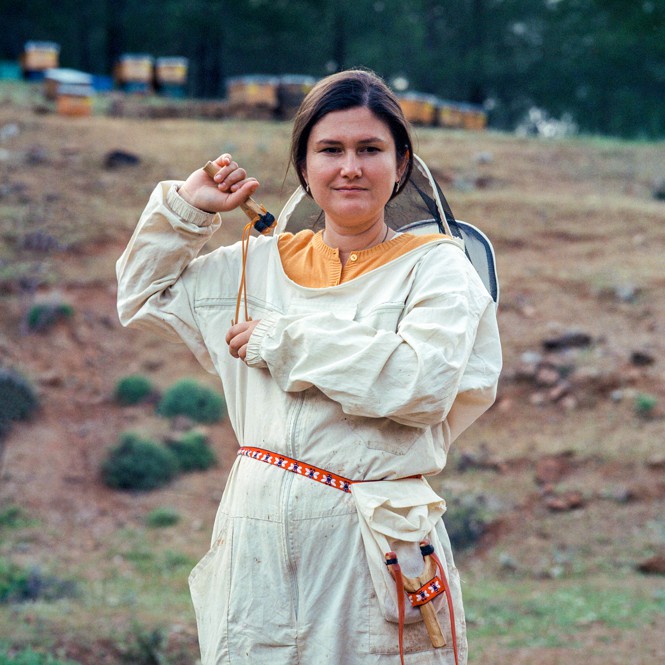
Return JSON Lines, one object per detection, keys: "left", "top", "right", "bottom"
{"left": 385, "top": 552, "right": 406, "bottom": 665}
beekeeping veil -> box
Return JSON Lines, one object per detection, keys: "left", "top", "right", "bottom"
{"left": 275, "top": 154, "right": 499, "bottom": 303}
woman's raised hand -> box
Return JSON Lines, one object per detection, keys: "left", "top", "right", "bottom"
{"left": 178, "top": 154, "right": 260, "bottom": 214}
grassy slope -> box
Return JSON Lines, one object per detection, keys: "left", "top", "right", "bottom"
{"left": 0, "top": 84, "right": 664, "bottom": 663}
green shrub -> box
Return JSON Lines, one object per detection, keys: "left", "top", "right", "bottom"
{"left": 0, "top": 647, "right": 81, "bottom": 665}
{"left": 444, "top": 493, "right": 493, "bottom": 551}
{"left": 0, "top": 558, "right": 28, "bottom": 603}
{"left": 25, "top": 302, "right": 73, "bottom": 333}
{"left": 101, "top": 433, "right": 179, "bottom": 491}
{"left": 146, "top": 507, "right": 180, "bottom": 528}
{"left": 118, "top": 623, "right": 166, "bottom": 665}
{"left": 167, "top": 431, "right": 217, "bottom": 472}
{"left": 157, "top": 379, "right": 225, "bottom": 423}
{"left": 0, "top": 559, "right": 77, "bottom": 604}
{"left": 0, "top": 504, "right": 31, "bottom": 530}
{"left": 114, "top": 375, "right": 154, "bottom": 406}
{"left": 0, "top": 369, "right": 39, "bottom": 438}
{"left": 634, "top": 392, "right": 658, "bottom": 419}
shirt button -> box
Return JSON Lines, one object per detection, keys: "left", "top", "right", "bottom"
{"left": 349, "top": 253, "right": 358, "bottom": 262}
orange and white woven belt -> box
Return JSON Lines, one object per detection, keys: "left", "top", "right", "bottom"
{"left": 238, "top": 446, "right": 355, "bottom": 493}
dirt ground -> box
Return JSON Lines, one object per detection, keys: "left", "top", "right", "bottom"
{"left": 0, "top": 89, "right": 664, "bottom": 663}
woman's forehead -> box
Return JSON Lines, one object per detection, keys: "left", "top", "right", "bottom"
{"left": 309, "top": 106, "right": 393, "bottom": 144}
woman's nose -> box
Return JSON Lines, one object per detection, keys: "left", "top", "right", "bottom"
{"left": 340, "top": 154, "right": 362, "bottom": 177}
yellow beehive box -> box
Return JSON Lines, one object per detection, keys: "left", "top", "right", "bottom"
{"left": 115, "top": 54, "right": 154, "bottom": 91}
{"left": 398, "top": 93, "right": 437, "bottom": 126}
{"left": 461, "top": 105, "right": 487, "bottom": 131}
{"left": 437, "top": 101, "right": 464, "bottom": 129}
{"left": 227, "top": 76, "right": 280, "bottom": 108}
{"left": 155, "top": 57, "right": 188, "bottom": 85}
{"left": 21, "top": 41, "right": 60, "bottom": 78}
{"left": 56, "top": 84, "right": 94, "bottom": 117}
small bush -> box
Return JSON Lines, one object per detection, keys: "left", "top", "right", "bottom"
{"left": 0, "top": 559, "right": 78, "bottom": 604}
{"left": 0, "top": 558, "right": 28, "bottom": 603}
{"left": 634, "top": 392, "right": 658, "bottom": 419}
{"left": 157, "top": 379, "right": 225, "bottom": 423}
{"left": 118, "top": 622, "right": 166, "bottom": 665}
{"left": 146, "top": 507, "right": 180, "bottom": 528}
{"left": 101, "top": 432, "right": 179, "bottom": 491}
{"left": 114, "top": 375, "right": 154, "bottom": 406}
{"left": 0, "top": 504, "right": 31, "bottom": 530}
{"left": 25, "top": 302, "right": 73, "bottom": 333}
{"left": 0, "top": 369, "right": 39, "bottom": 438}
{"left": 0, "top": 647, "right": 81, "bottom": 665}
{"left": 167, "top": 431, "right": 217, "bottom": 472}
{"left": 444, "top": 493, "right": 493, "bottom": 551}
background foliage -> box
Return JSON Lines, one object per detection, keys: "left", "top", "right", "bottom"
{"left": 1, "top": 0, "right": 664, "bottom": 137}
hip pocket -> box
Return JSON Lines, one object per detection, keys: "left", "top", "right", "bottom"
{"left": 188, "top": 516, "right": 233, "bottom": 664}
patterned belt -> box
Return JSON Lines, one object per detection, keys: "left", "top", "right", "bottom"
{"left": 237, "top": 446, "right": 355, "bottom": 493}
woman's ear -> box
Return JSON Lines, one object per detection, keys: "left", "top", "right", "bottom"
{"left": 396, "top": 148, "right": 410, "bottom": 182}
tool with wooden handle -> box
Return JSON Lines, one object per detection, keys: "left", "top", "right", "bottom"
{"left": 401, "top": 550, "right": 447, "bottom": 648}
{"left": 202, "top": 160, "right": 275, "bottom": 234}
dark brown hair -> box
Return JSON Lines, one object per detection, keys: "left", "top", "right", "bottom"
{"left": 290, "top": 69, "right": 413, "bottom": 199}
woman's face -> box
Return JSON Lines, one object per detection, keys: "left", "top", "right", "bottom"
{"left": 302, "top": 106, "right": 404, "bottom": 234}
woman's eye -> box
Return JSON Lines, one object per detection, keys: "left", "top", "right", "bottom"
{"left": 360, "top": 146, "right": 380, "bottom": 153}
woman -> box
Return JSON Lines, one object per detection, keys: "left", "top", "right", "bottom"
{"left": 117, "top": 69, "right": 501, "bottom": 665}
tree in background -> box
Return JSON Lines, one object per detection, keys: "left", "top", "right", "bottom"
{"left": 0, "top": 0, "right": 663, "bottom": 137}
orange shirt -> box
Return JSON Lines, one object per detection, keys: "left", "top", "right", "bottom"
{"left": 277, "top": 230, "right": 444, "bottom": 288}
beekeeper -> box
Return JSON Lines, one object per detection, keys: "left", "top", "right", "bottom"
{"left": 116, "top": 68, "right": 502, "bottom": 665}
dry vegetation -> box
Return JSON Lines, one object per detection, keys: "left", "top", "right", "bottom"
{"left": 0, "top": 85, "right": 664, "bottom": 664}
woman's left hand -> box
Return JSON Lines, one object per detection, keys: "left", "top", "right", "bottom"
{"left": 226, "top": 320, "right": 261, "bottom": 362}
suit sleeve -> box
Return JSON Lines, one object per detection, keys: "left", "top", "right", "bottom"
{"left": 245, "top": 244, "right": 502, "bottom": 430}
{"left": 115, "top": 181, "right": 222, "bottom": 373}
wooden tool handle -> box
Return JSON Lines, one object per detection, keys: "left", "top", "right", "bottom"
{"left": 202, "top": 160, "right": 264, "bottom": 218}
{"left": 401, "top": 555, "right": 446, "bottom": 648}
{"left": 419, "top": 602, "right": 447, "bottom": 648}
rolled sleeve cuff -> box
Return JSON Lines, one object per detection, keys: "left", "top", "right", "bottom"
{"left": 167, "top": 184, "right": 221, "bottom": 227}
{"left": 245, "top": 311, "right": 281, "bottom": 368}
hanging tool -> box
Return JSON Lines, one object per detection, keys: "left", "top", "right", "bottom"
{"left": 385, "top": 540, "right": 459, "bottom": 665}
{"left": 202, "top": 161, "right": 275, "bottom": 234}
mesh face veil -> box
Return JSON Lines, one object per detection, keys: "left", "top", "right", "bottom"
{"left": 276, "top": 154, "right": 499, "bottom": 304}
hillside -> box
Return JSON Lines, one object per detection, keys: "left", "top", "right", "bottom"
{"left": 1, "top": 92, "right": 664, "bottom": 664}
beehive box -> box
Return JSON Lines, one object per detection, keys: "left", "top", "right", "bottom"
{"left": 155, "top": 57, "right": 188, "bottom": 85}
{"left": 55, "top": 84, "right": 94, "bottom": 117}
{"left": 437, "top": 101, "right": 465, "bottom": 129}
{"left": 115, "top": 54, "right": 154, "bottom": 92}
{"left": 398, "top": 93, "right": 438, "bottom": 126}
{"left": 277, "top": 75, "right": 316, "bottom": 118}
{"left": 460, "top": 104, "right": 487, "bottom": 131}
{"left": 44, "top": 69, "right": 93, "bottom": 101}
{"left": 21, "top": 41, "right": 60, "bottom": 79}
{"left": 227, "top": 76, "right": 280, "bottom": 109}
{"left": 155, "top": 57, "right": 188, "bottom": 97}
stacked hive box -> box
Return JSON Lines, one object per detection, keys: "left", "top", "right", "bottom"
{"left": 226, "top": 75, "right": 280, "bottom": 118}
{"left": 398, "top": 92, "right": 438, "bottom": 126}
{"left": 154, "top": 57, "right": 188, "bottom": 97}
{"left": 21, "top": 41, "right": 60, "bottom": 80}
{"left": 115, "top": 54, "right": 154, "bottom": 93}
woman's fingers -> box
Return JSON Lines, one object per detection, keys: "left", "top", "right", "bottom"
{"left": 224, "top": 179, "right": 260, "bottom": 207}
{"left": 226, "top": 320, "right": 261, "bottom": 361}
